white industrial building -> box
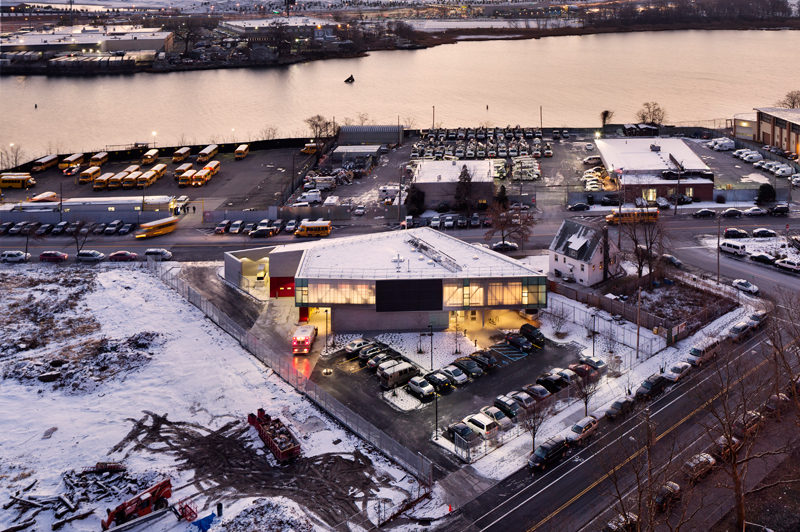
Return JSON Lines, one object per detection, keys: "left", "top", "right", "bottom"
{"left": 411, "top": 160, "right": 495, "bottom": 209}
{"left": 0, "top": 25, "right": 173, "bottom": 53}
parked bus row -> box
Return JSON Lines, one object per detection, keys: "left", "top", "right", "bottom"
{"left": 177, "top": 160, "right": 220, "bottom": 187}
{"left": 0, "top": 173, "right": 37, "bottom": 189}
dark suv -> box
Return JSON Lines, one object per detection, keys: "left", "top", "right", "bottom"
{"left": 453, "top": 357, "right": 483, "bottom": 378}
{"left": 528, "top": 435, "right": 569, "bottom": 469}
{"left": 505, "top": 333, "right": 533, "bottom": 352}
{"left": 520, "top": 324, "right": 545, "bottom": 346}
{"left": 636, "top": 374, "right": 668, "bottom": 400}
{"left": 469, "top": 351, "right": 497, "bottom": 370}
{"left": 768, "top": 204, "right": 789, "bottom": 216}
{"left": 536, "top": 374, "right": 569, "bottom": 394}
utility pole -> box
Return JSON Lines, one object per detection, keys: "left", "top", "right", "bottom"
{"left": 716, "top": 214, "right": 721, "bottom": 285}
{"left": 635, "top": 287, "right": 641, "bottom": 359}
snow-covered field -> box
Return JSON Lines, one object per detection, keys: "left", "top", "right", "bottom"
{"left": 0, "top": 266, "right": 416, "bottom": 532}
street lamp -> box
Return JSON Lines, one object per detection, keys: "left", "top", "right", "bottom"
{"left": 716, "top": 213, "right": 722, "bottom": 285}
{"left": 324, "top": 309, "right": 329, "bottom": 355}
{"left": 232, "top": 128, "right": 235, "bottom": 143}
{"left": 422, "top": 324, "right": 438, "bottom": 440}
{"left": 152, "top": 131, "right": 156, "bottom": 148}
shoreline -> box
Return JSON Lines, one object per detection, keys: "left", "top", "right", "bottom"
{"left": 1, "top": 22, "right": 798, "bottom": 77}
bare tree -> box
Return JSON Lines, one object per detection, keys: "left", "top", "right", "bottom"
{"left": 69, "top": 220, "right": 98, "bottom": 254}
{"left": 775, "top": 90, "right": 800, "bottom": 109}
{"left": 356, "top": 112, "right": 374, "bottom": 126}
{"left": 574, "top": 374, "right": 600, "bottom": 417}
{"left": 521, "top": 400, "right": 553, "bottom": 453}
{"left": 176, "top": 133, "right": 189, "bottom": 147}
{"left": 259, "top": 125, "right": 279, "bottom": 140}
{"left": 21, "top": 225, "right": 45, "bottom": 256}
{"left": 400, "top": 114, "right": 418, "bottom": 131}
{"left": 482, "top": 202, "right": 537, "bottom": 249}
{"left": 304, "top": 115, "right": 334, "bottom": 138}
{"left": 1, "top": 143, "right": 26, "bottom": 171}
{"left": 600, "top": 109, "right": 615, "bottom": 128}
{"left": 544, "top": 302, "right": 570, "bottom": 336}
{"left": 635, "top": 102, "right": 668, "bottom": 125}
{"left": 621, "top": 208, "right": 670, "bottom": 280}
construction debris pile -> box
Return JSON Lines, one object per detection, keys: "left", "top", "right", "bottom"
{"left": 213, "top": 498, "right": 315, "bottom": 532}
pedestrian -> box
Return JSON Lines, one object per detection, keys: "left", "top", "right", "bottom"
{"left": 192, "top": 205, "right": 196, "bottom": 213}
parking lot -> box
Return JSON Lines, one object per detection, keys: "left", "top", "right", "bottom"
{"left": 308, "top": 327, "right": 583, "bottom": 472}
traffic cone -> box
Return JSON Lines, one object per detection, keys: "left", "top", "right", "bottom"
{"left": 448, "top": 504, "right": 452, "bottom": 513}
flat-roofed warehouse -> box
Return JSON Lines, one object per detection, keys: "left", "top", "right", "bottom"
{"left": 225, "top": 227, "right": 547, "bottom": 331}
{"left": 0, "top": 25, "right": 173, "bottom": 53}
{"left": 411, "top": 160, "right": 494, "bottom": 209}
{"left": 594, "top": 138, "right": 714, "bottom": 202}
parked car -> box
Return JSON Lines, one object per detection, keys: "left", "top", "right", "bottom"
{"left": 684, "top": 453, "right": 716, "bottom": 483}
{"left": 733, "top": 411, "right": 764, "bottom": 438}
{"left": 359, "top": 345, "right": 388, "bottom": 362}
{"left": 520, "top": 324, "right": 545, "bottom": 346}
{"left": 39, "top": 250, "right": 68, "bottom": 263}
{"left": 579, "top": 356, "right": 608, "bottom": 375}
{"left": 492, "top": 241, "right": 519, "bottom": 252}
{"left": 64, "top": 221, "right": 83, "bottom": 235}
{"left": 0, "top": 250, "right": 31, "bottom": 262}
{"left": 109, "top": 251, "right": 138, "bottom": 262}
{"left": 747, "top": 310, "right": 769, "bottom": 330}
{"left": 35, "top": 223, "right": 54, "bottom": 235}
{"left": 636, "top": 374, "right": 669, "bottom": 400}
{"left": 744, "top": 207, "right": 767, "bottom": 217}
{"left": 775, "top": 258, "right": 800, "bottom": 272}
{"left": 367, "top": 351, "right": 398, "bottom": 370}
{"left": 407, "top": 376, "right": 435, "bottom": 398}
{"left": 92, "top": 223, "right": 107, "bottom": 235}
{"left": 565, "top": 416, "right": 599, "bottom": 446}
{"left": 7, "top": 222, "right": 28, "bottom": 235}
{"left": 229, "top": 220, "right": 244, "bottom": 234}
{"left": 601, "top": 513, "right": 639, "bottom": 532}
{"left": 493, "top": 395, "right": 522, "bottom": 421}
{"left": 567, "top": 203, "right": 590, "bottom": 212}
{"left": 76, "top": 250, "right": 106, "bottom": 263}
{"left": 453, "top": 357, "right": 484, "bottom": 378}
{"left": 521, "top": 383, "right": 551, "bottom": 401}
{"left": 693, "top": 209, "right": 717, "bottom": 219}
{"left": 50, "top": 221, "right": 69, "bottom": 235}
{"left": 509, "top": 390, "right": 536, "bottom": 410}
{"left": 536, "top": 374, "right": 569, "bottom": 394}
{"left": 720, "top": 208, "right": 743, "bottom": 218}
{"left": 751, "top": 228, "right": 777, "bottom": 238}
{"left": 732, "top": 279, "right": 759, "bottom": 294}
{"left": 242, "top": 222, "right": 255, "bottom": 235}
{"left": 285, "top": 220, "right": 298, "bottom": 233}
{"left": 215, "top": 220, "right": 232, "bottom": 234}
{"left": 654, "top": 482, "right": 682, "bottom": 512}
{"left": 728, "top": 322, "right": 752, "bottom": 343}
{"left": 0, "top": 221, "right": 13, "bottom": 235}
{"left": 144, "top": 248, "right": 172, "bottom": 261}
{"left": 724, "top": 228, "right": 748, "bottom": 239}
{"left": 104, "top": 220, "right": 124, "bottom": 235}
{"left": 528, "top": 435, "right": 570, "bottom": 470}
{"left": 661, "top": 254, "right": 682, "bottom": 268}
{"left": 479, "top": 406, "right": 513, "bottom": 432}
{"left": 469, "top": 351, "right": 498, "bottom": 370}
{"left": 554, "top": 367, "right": 580, "bottom": 386}
{"left": 78, "top": 223, "right": 97, "bottom": 236}
{"left": 345, "top": 338, "right": 371, "bottom": 354}
{"left": 457, "top": 215, "right": 468, "bottom": 228}
{"left": 445, "top": 422, "right": 479, "bottom": 444}
{"left": 712, "top": 435, "right": 743, "bottom": 461}
{"left": 505, "top": 332, "right": 533, "bottom": 352}
{"left": 462, "top": 413, "right": 499, "bottom": 439}
{"left": 567, "top": 363, "right": 599, "bottom": 383}
{"left": 440, "top": 365, "right": 468, "bottom": 385}
{"left": 118, "top": 223, "right": 136, "bottom": 235}
{"left": 749, "top": 252, "right": 776, "bottom": 265}
{"left": 605, "top": 396, "right": 636, "bottom": 421}
{"left": 664, "top": 362, "right": 692, "bottom": 382}
{"left": 768, "top": 204, "right": 789, "bottom": 216}
{"left": 250, "top": 227, "right": 277, "bottom": 238}
{"left": 601, "top": 195, "right": 621, "bottom": 206}
{"left": 425, "top": 372, "right": 451, "bottom": 393}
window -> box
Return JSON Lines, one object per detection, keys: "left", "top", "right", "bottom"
{"left": 581, "top": 264, "right": 585, "bottom": 272}
{"left": 592, "top": 264, "right": 596, "bottom": 271}
{"left": 488, "top": 281, "right": 522, "bottom": 306}
{"left": 644, "top": 188, "right": 657, "bottom": 202}
{"left": 684, "top": 187, "right": 694, "bottom": 197}
{"left": 554, "top": 255, "right": 558, "bottom": 262}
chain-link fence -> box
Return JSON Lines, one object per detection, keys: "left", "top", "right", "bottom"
{"left": 146, "top": 258, "right": 434, "bottom": 486}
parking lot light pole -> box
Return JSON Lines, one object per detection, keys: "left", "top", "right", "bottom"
{"left": 716, "top": 214, "right": 721, "bottom": 285}
{"left": 324, "top": 309, "right": 329, "bottom": 356}
{"left": 428, "top": 324, "right": 439, "bottom": 440}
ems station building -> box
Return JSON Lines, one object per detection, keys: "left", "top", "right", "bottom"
{"left": 594, "top": 138, "right": 714, "bottom": 202}
{"left": 226, "top": 227, "right": 547, "bottom": 332}
{"left": 411, "top": 160, "right": 494, "bottom": 210}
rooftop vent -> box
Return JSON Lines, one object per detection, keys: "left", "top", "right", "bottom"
{"left": 650, "top": 144, "right": 661, "bottom": 152}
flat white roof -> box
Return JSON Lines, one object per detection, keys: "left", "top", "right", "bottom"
{"left": 619, "top": 175, "right": 714, "bottom": 186}
{"left": 225, "top": 17, "right": 332, "bottom": 29}
{"left": 754, "top": 107, "right": 800, "bottom": 126}
{"left": 296, "top": 227, "right": 543, "bottom": 280}
{"left": 414, "top": 160, "right": 494, "bottom": 184}
{"left": 1, "top": 26, "right": 170, "bottom": 46}
{"left": 595, "top": 138, "right": 709, "bottom": 175}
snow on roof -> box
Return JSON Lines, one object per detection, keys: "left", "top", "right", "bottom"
{"left": 1, "top": 26, "right": 169, "bottom": 46}
{"left": 224, "top": 17, "right": 332, "bottom": 29}
{"left": 595, "top": 138, "right": 709, "bottom": 174}
{"left": 549, "top": 220, "right": 601, "bottom": 263}
{"left": 296, "top": 227, "right": 543, "bottom": 280}
{"left": 734, "top": 112, "right": 757, "bottom": 122}
{"left": 618, "top": 175, "right": 714, "bottom": 186}
{"left": 567, "top": 235, "right": 588, "bottom": 252}
{"left": 414, "top": 160, "right": 493, "bottom": 184}
{"left": 754, "top": 107, "right": 800, "bottom": 126}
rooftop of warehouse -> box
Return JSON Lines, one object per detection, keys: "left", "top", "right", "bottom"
{"left": 595, "top": 138, "right": 709, "bottom": 174}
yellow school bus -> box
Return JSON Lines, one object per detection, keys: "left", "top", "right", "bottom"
{"left": 108, "top": 172, "right": 128, "bottom": 190}
{"left": 137, "top": 170, "right": 158, "bottom": 189}
{"left": 90, "top": 152, "right": 109, "bottom": 167}
{"left": 178, "top": 169, "right": 196, "bottom": 188}
{"left": 142, "top": 149, "right": 159, "bottom": 164}
{"left": 235, "top": 144, "right": 249, "bottom": 160}
{"left": 122, "top": 171, "right": 141, "bottom": 189}
{"left": 203, "top": 160, "right": 220, "bottom": 176}
{"left": 605, "top": 208, "right": 660, "bottom": 225}
{"left": 174, "top": 162, "right": 193, "bottom": 179}
{"left": 32, "top": 155, "right": 58, "bottom": 172}
{"left": 151, "top": 163, "right": 167, "bottom": 179}
{"left": 294, "top": 220, "right": 332, "bottom": 237}
{"left": 196, "top": 144, "right": 218, "bottom": 163}
{"left": 135, "top": 216, "right": 179, "bottom": 239}
{"left": 172, "top": 147, "right": 191, "bottom": 163}
{"left": 190, "top": 168, "right": 211, "bottom": 187}
{"left": 0, "top": 174, "right": 36, "bottom": 188}
{"left": 123, "top": 164, "right": 140, "bottom": 174}
{"left": 79, "top": 166, "right": 101, "bottom": 184}
{"left": 93, "top": 173, "right": 114, "bottom": 191}
{"left": 59, "top": 153, "right": 84, "bottom": 170}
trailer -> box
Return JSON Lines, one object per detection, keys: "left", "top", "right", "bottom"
{"left": 247, "top": 408, "right": 302, "bottom": 462}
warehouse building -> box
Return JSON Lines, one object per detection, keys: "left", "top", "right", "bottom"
{"left": 594, "top": 138, "right": 714, "bottom": 202}
{"left": 338, "top": 125, "right": 404, "bottom": 146}
{"left": 754, "top": 107, "right": 800, "bottom": 154}
{"left": 224, "top": 227, "right": 547, "bottom": 332}
{"left": 411, "top": 160, "right": 494, "bottom": 209}
{"left": 0, "top": 25, "right": 172, "bottom": 53}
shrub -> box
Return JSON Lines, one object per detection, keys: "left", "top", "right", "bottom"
{"left": 716, "top": 194, "right": 726, "bottom": 204}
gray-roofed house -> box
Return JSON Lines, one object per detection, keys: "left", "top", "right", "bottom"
{"left": 549, "top": 220, "right": 620, "bottom": 286}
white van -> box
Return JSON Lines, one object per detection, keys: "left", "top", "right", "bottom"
{"left": 743, "top": 153, "right": 763, "bottom": 163}
{"left": 379, "top": 362, "right": 419, "bottom": 389}
{"left": 583, "top": 155, "right": 602, "bottom": 165}
{"left": 713, "top": 139, "right": 735, "bottom": 151}
{"left": 686, "top": 338, "right": 721, "bottom": 366}
{"left": 719, "top": 240, "right": 747, "bottom": 256}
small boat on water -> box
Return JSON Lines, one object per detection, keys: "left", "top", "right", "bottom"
{"left": 344, "top": 75, "right": 354, "bottom": 83}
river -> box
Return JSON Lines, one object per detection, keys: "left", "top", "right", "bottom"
{"left": 2, "top": 29, "right": 799, "bottom": 158}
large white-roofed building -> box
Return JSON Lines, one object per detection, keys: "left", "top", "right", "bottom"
{"left": 754, "top": 107, "right": 800, "bottom": 154}
{"left": 226, "top": 227, "right": 546, "bottom": 331}
{"left": 594, "top": 138, "right": 715, "bottom": 202}
{"left": 411, "top": 160, "right": 495, "bottom": 209}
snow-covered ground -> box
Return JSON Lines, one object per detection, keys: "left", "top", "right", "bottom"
{"left": 700, "top": 235, "right": 800, "bottom": 263}
{"left": 0, "top": 266, "right": 415, "bottom": 532}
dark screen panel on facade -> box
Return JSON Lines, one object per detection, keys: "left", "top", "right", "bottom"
{"left": 375, "top": 279, "right": 443, "bottom": 312}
